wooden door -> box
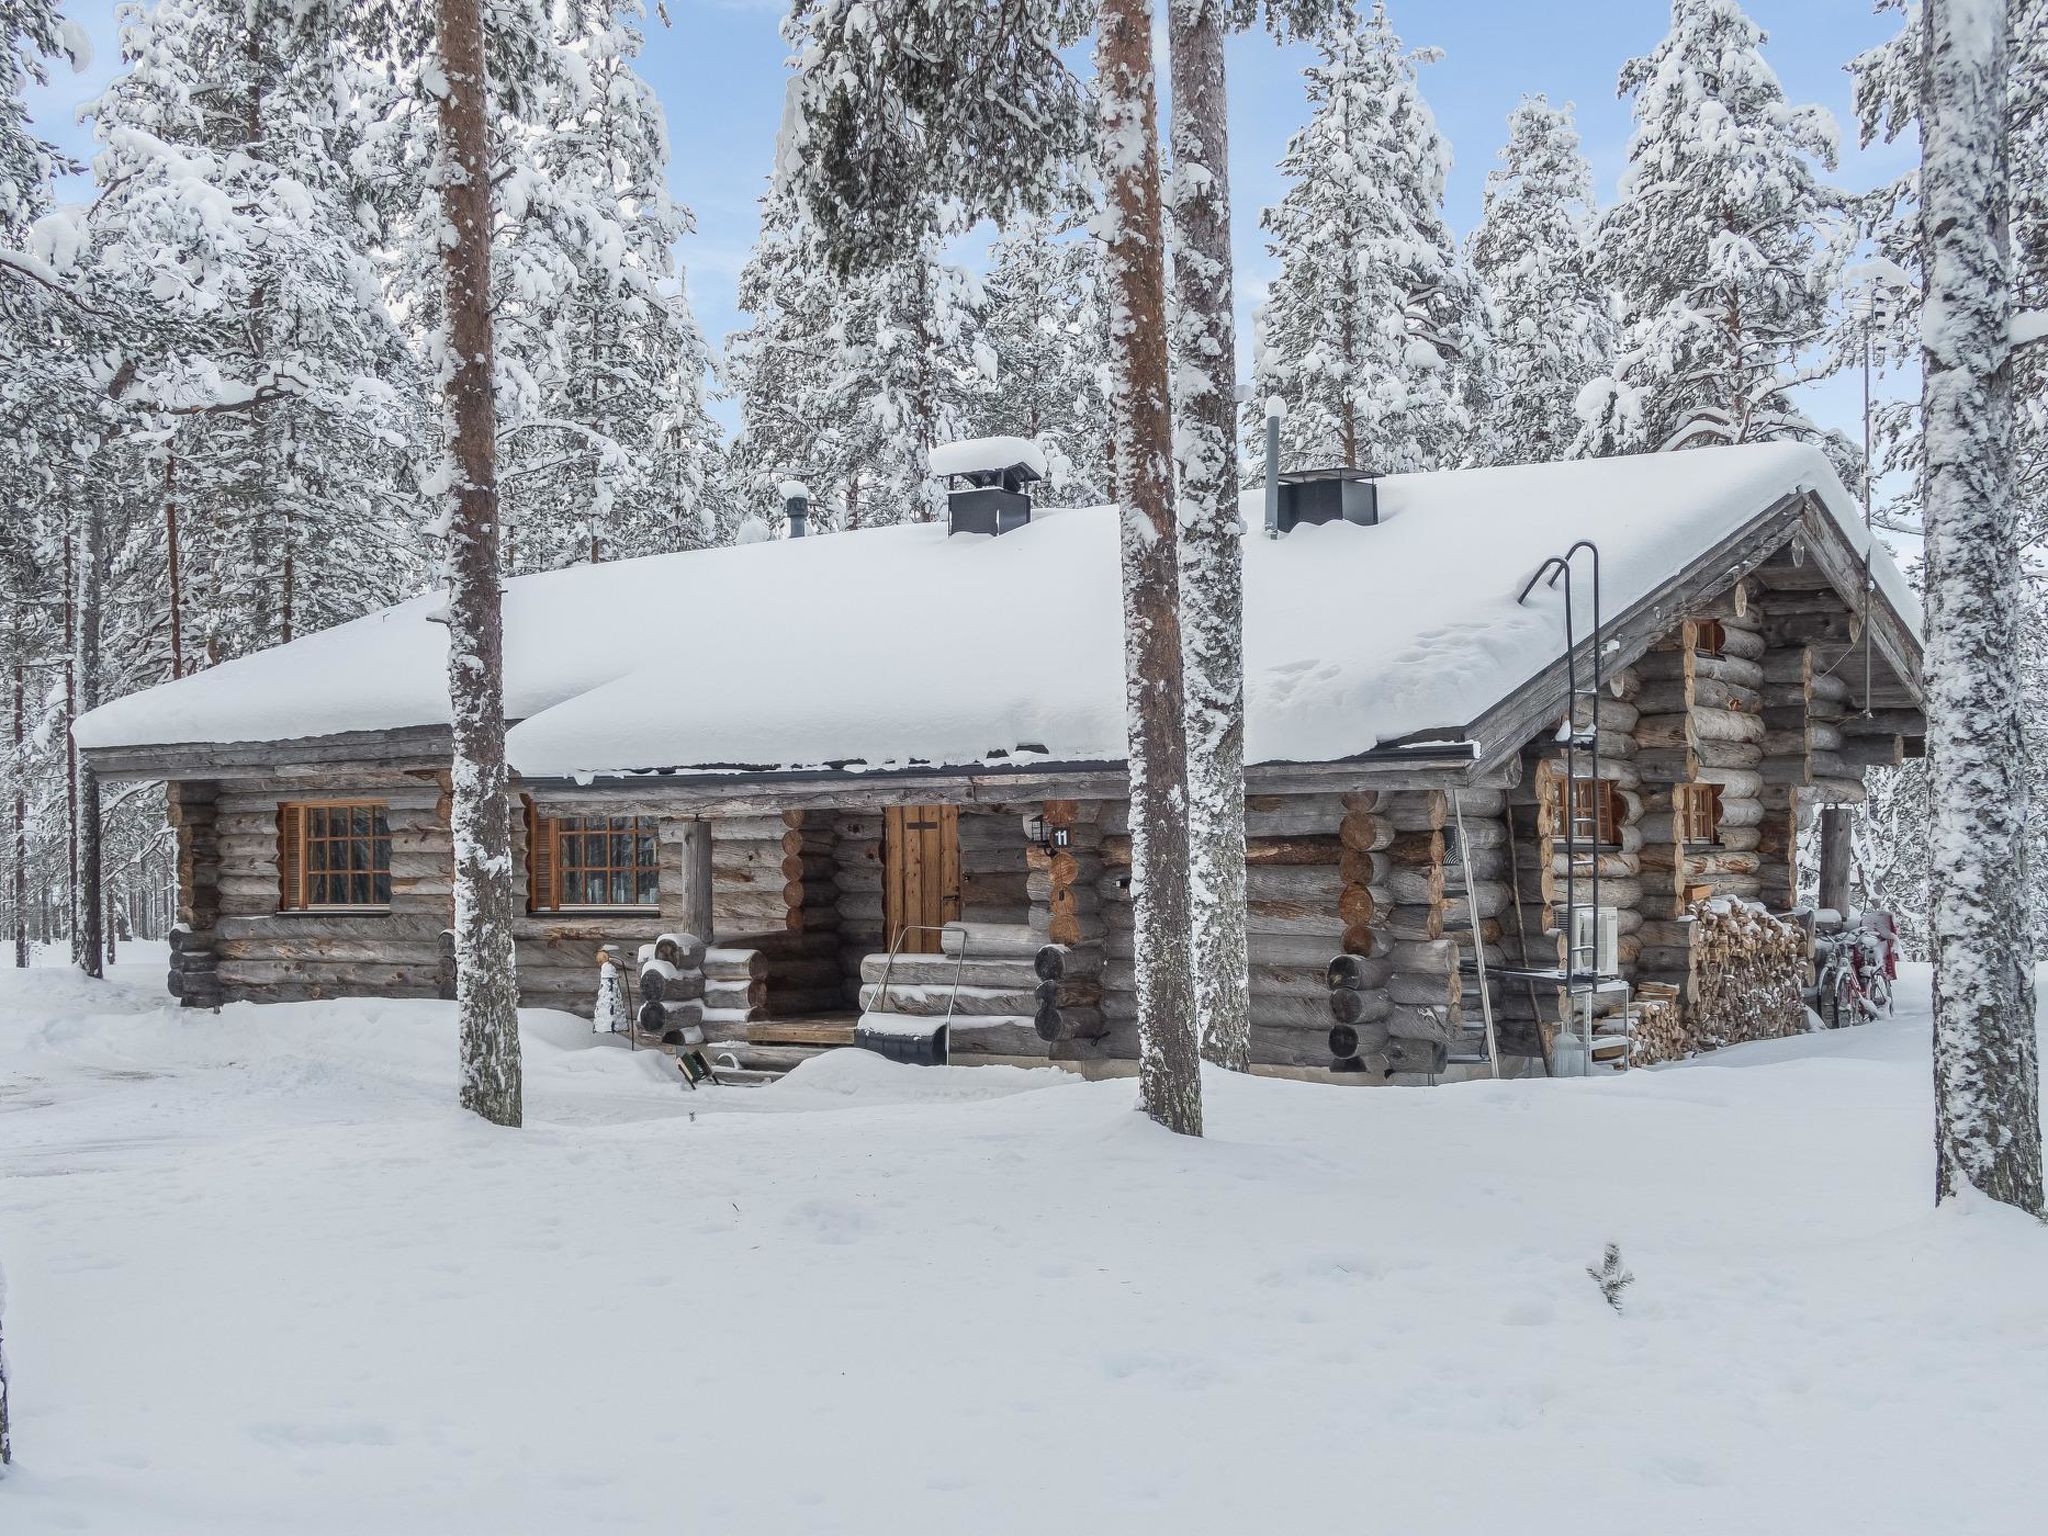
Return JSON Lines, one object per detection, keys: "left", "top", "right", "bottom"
{"left": 883, "top": 805, "right": 961, "bottom": 954}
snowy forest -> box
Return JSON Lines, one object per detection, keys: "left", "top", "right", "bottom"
{"left": 0, "top": 4, "right": 2042, "bottom": 1074}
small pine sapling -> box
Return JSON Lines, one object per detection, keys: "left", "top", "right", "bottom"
{"left": 1587, "top": 1243, "right": 1636, "bottom": 1313}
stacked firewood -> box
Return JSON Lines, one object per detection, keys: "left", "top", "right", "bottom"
{"left": 1682, "top": 898, "right": 1809, "bottom": 1050}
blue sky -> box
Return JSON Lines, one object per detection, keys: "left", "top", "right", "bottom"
{"left": 26, "top": 0, "right": 1914, "bottom": 439}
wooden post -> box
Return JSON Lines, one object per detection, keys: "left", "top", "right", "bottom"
{"left": 679, "top": 818, "right": 713, "bottom": 942}
{"left": 1818, "top": 806, "right": 1853, "bottom": 918}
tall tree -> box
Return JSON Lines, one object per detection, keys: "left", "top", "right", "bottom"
{"left": 433, "top": 0, "right": 522, "bottom": 1127}
{"left": 87, "top": 0, "right": 428, "bottom": 660}
{"left": 1103, "top": 0, "right": 1201, "bottom": 1132}
{"left": 1917, "top": 0, "right": 2041, "bottom": 1213}
{"left": 1166, "top": 0, "right": 1335, "bottom": 1073}
{"left": 778, "top": 0, "right": 1203, "bottom": 1134}
{"left": 492, "top": 0, "right": 722, "bottom": 571}
{"left": 726, "top": 183, "right": 984, "bottom": 533}
{"left": 1251, "top": 0, "right": 1488, "bottom": 474}
{"left": 1584, "top": 0, "right": 1841, "bottom": 454}
{"left": 971, "top": 214, "right": 1111, "bottom": 506}
{"left": 1470, "top": 95, "right": 1615, "bottom": 465}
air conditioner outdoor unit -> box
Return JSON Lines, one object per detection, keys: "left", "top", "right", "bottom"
{"left": 1568, "top": 905, "right": 1620, "bottom": 978}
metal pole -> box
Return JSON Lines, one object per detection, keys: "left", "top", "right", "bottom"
{"left": 1264, "top": 398, "right": 1284, "bottom": 536}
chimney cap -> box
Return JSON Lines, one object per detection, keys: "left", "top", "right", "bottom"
{"left": 930, "top": 435, "right": 1046, "bottom": 484}
{"left": 777, "top": 479, "right": 812, "bottom": 503}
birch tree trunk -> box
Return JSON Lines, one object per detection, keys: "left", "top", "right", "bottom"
{"left": 436, "top": 0, "right": 522, "bottom": 1127}
{"left": 1920, "top": 0, "right": 2041, "bottom": 1214}
{"left": 1099, "top": 0, "right": 1202, "bottom": 1136}
{"left": 1168, "top": 0, "right": 1250, "bottom": 1073}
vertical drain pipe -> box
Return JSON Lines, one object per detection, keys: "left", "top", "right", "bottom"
{"left": 780, "top": 479, "right": 810, "bottom": 539}
{"left": 1264, "top": 397, "right": 1285, "bottom": 537}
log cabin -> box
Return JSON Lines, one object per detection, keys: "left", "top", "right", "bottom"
{"left": 74, "top": 441, "right": 1925, "bottom": 1082}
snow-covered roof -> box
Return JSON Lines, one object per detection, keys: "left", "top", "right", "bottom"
{"left": 75, "top": 445, "right": 1916, "bottom": 780}
{"left": 928, "top": 435, "right": 1047, "bottom": 479}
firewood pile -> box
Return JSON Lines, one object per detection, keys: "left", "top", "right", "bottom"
{"left": 1682, "top": 898, "right": 1809, "bottom": 1051}
{"left": 1626, "top": 982, "right": 1688, "bottom": 1066}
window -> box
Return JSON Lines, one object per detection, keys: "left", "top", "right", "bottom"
{"left": 1693, "top": 618, "right": 1726, "bottom": 657}
{"left": 278, "top": 802, "right": 391, "bottom": 910}
{"left": 1549, "top": 776, "right": 1622, "bottom": 848}
{"left": 527, "top": 807, "right": 659, "bottom": 911}
{"left": 1675, "top": 783, "right": 1723, "bottom": 846}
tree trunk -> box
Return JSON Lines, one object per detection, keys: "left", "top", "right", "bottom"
{"left": 62, "top": 533, "right": 78, "bottom": 967}
{"left": 1920, "top": 0, "right": 2041, "bottom": 1214}
{"left": 11, "top": 657, "right": 25, "bottom": 968}
{"left": 1818, "top": 806, "right": 1852, "bottom": 918}
{"left": 1168, "top": 0, "right": 1248, "bottom": 1074}
{"left": 77, "top": 491, "right": 103, "bottom": 979}
{"left": 165, "top": 447, "right": 184, "bottom": 679}
{"left": 436, "top": 0, "right": 522, "bottom": 1127}
{"left": 1098, "top": 0, "right": 1201, "bottom": 1136}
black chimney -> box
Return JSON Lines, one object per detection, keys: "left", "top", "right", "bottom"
{"left": 1275, "top": 467, "right": 1379, "bottom": 532}
{"left": 932, "top": 438, "right": 1045, "bottom": 536}
{"left": 779, "top": 479, "right": 810, "bottom": 538}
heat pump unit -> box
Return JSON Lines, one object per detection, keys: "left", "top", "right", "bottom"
{"left": 1568, "top": 905, "right": 1620, "bottom": 978}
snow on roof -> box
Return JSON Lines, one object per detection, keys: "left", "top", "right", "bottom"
{"left": 75, "top": 445, "right": 1916, "bottom": 780}
{"left": 928, "top": 435, "right": 1047, "bottom": 480}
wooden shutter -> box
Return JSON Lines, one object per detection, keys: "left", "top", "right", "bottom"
{"left": 526, "top": 799, "right": 557, "bottom": 912}
{"left": 277, "top": 803, "right": 305, "bottom": 910}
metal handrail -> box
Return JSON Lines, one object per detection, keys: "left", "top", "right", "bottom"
{"left": 869, "top": 922, "right": 971, "bottom": 1060}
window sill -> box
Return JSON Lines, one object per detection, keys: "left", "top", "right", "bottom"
{"left": 279, "top": 907, "right": 393, "bottom": 917}
{"left": 528, "top": 908, "right": 662, "bottom": 919}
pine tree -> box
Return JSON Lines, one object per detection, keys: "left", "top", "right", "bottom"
{"left": 971, "top": 215, "right": 1111, "bottom": 506}
{"left": 726, "top": 185, "right": 982, "bottom": 532}
{"left": 1469, "top": 95, "right": 1615, "bottom": 466}
{"left": 1168, "top": 0, "right": 1337, "bottom": 1074}
{"left": 1090, "top": 0, "right": 1200, "bottom": 1134}
{"left": 777, "top": 0, "right": 1202, "bottom": 1135}
{"left": 1586, "top": 0, "right": 1841, "bottom": 454}
{"left": 1915, "top": 0, "right": 2041, "bottom": 1214}
{"left": 430, "top": 0, "right": 522, "bottom": 1128}
{"left": 86, "top": 0, "right": 429, "bottom": 659}
{"left": 493, "top": 0, "right": 721, "bottom": 572}
{"left": 1252, "top": 1, "right": 1488, "bottom": 474}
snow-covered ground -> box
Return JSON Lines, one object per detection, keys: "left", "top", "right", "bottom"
{"left": 1, "top": 951, "right": 2042, "bottom": 1534}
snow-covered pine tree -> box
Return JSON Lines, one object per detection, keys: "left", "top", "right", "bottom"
{"left": 971, "top": 215, "right": 1111, "bottom": 506}
{"left": 1585, "top": 0, "right": 1841, "bottom": 455}
{"left": 1167, "top": 0, "right": 1336, "bottom": 1073}
{"left": 492, "top": 0, "right": 721, "bottom": 571}
{"left": 1916, "top": 0, "right": 2041, "bottom": 1214}
{"left": 86, "top": 0, "right": 429, "bottom": 659}
{"left": 726, "top": 179, "right": 985, "bottom": 533}
{"left": 427, "top": 0, "right": 522, "bottom": 1128}
{"left": 1099, "top": 0, "right": 1202, "bottom": 1134}
{"left": 777, "top": 0, "right": 1202, "bottom": 1134}
{"left": 1469, "top": 95, "right": 1615, "bottom": 466}
{"left": 1251, "top": 0, "right": 1488, "bottom": 475}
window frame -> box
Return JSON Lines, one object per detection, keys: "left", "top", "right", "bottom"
{"left": 526, "top": 804, "right": 661, "bottom": 914}
{"left": 1549, "top": 775, "right": 1623, "bottom": 850}
{"left": 1692, "top": 618, "right": 1727, "bottom": 658}
{"left": 278, "top": 800, "right": 393, "bottom": 912}
{"left": 1675, "top": 783, "right": 1724, "bottom": 847}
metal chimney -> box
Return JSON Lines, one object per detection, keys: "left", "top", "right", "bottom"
{"left": 1264, "top": 396, "right": 1285, "bottom": 537}
{"left": 779, "top": 479, "right": 811, "bottom": 538}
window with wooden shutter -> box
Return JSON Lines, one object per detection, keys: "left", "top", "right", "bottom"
{"left": 527, "top": 810, "right": 658, "bottom": 912}
{"left": 1675, "top": 783, "right": 1723, "bottom": 846}
{"left": 1693, "top": 618, "right": 1726, "bottom": 657}
{"left": 278, "top": 801, "right": 391, "bottom": 910}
